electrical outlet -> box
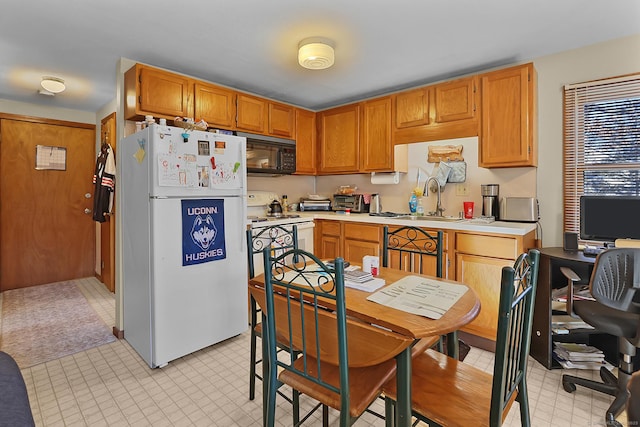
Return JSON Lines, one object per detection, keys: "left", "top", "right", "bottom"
{"left": 456, "top": 183, "right": 470, "bottom": 196}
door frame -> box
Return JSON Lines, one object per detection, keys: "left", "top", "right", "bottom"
{"left": 99, "top": 112, "right": 117, "bottom": 292}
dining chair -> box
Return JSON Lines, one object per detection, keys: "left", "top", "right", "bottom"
{"left": 382, "top": 226, "right": 457, "bottom": 356}
{"left": 383, "top": 248, "right": 540, "bottom": 427}
{"left": 561, "top": 248, "right": 640, "bottom": 427}
{"left": 246, "top": 225, "right": 299, "bottom": 403}
{"left": 251, "top": 248, "right": 416, "bottom": 426}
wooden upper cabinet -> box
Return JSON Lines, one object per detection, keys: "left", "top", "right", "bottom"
{"left": 194, "top": 82, "right": 236, "bottom": 129}
{"left": 268, "top": 102, "right": 295, "bottom": 138}
{"left": 392, "top": 77, "right": 477, "bottom": 144}
{"left": 434, "top": 76, "right": 477, "bottom": 123}
{"left": 295, "top": 108, "right": 316, "bottom": 175}
{"left": 124, "top": 64, "right": 193, "bottom": 121}
{"left": 360, "top": 97, "right": 394, "bottom": 172}
{"left": 236, "top": 93, "right": 267, "bottom": 133}
{"left": 318, "top": 104, "right": 360, "bottom": 174}
{"left": 393, "top": 87, "right": 430, "bottom": 129}
{"left": 479, "top": 63, "right": 536, "bottom": 168}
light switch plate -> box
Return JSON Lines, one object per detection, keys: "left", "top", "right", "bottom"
{"left": 456, "top": 183, "right": 469, "bottom": 196}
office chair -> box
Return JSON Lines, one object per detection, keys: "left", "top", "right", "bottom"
{"left": 246, "top": 224, "right": 299, "bottom": 403}
{"left": 253, "top": 249, "right": 413, "bottom": 426}
{"left": 561, "top": 248, "right": 640, "bottom": 427}
{"left": 383, "top": 249, "right": 540, "bottom": 427}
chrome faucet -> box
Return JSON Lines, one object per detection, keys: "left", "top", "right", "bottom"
{"left": 424, "top": 177, "right": 445, "bottom": 217}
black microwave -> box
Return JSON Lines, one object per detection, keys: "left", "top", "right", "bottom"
{"left": 239, "top": 132, "right": 296, "bottom": 175}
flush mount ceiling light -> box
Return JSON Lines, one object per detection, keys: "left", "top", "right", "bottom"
{"left": 40, "top": 76, "right": 66, "bottom": 94}
{"left": 298, "top": 37, "right": 335, "bottom": 70}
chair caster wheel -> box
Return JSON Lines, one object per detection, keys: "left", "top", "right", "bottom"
{"left": 606, "top": 414, "right": 622, "bottom": 427}
{"left": 562, "top": 379, "right": 576, "bottom": 393}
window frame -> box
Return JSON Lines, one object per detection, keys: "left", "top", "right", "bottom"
{"left": 563, "top": 72, "right": 640, "bottom": 241}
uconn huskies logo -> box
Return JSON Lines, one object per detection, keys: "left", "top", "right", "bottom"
{"left": 190, "top": 214, "right": 217, "bottom": 250}
{"left": 181, "top": 199, "right": 226, "bottom": 266}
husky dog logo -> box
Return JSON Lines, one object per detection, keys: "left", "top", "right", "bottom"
{"left": 190, "top": 215, "right": 217, "bottom": 251}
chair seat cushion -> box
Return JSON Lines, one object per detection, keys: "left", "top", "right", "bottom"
{"left": 382, "top": 349, "right": 511, "bottom": 427}
{"left": 574, "top": 300, "right": 640, "bottom": 340}
{"left": 280, "top": 355, "right": 397, "bottom": 418}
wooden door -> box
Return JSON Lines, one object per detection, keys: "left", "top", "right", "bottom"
{"left": 393, "top": 87, "right": 430, "bottom": 129}
{"left": 268, "top": 102, "right": 295, "bottom": 138}
{"left": 455, "top": 253, "right": 510, "bottom": 340}
{"left": 434, "top": 76, "right": 476, "bottom": 123}
{"left": 137, "top": 65, "right": 193, "bottom": 119}
{"left": 318, "top": 104, "right": 360, "bottom": 174}
{"left": 479, "top": 63, "right": 536, "bottom": 167}
{"left": 236, "top": 93, "right": 267, "bottom": 133}
{"left": 294, "top": 108, "right": 316, "bottom": 175}
{"left": 194, "top": 82, "right": 236, "bottom": 129}
{"left": 100, "top": 113, "right": 116, "bottom": 292}
{"left": 0, "top": 117, "right": 96, "bottom": 290}
{"left": 360, "top": 97, "right": 393, "bottom": 172}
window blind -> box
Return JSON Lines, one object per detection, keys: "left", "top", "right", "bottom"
{"left": 563, "top": 73, "right": 640, "bottom": 237}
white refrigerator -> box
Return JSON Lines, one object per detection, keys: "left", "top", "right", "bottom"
{"left": 120, "top": 124, "right": 248, "bottom": 368}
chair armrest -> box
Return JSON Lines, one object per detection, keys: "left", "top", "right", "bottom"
{"left": 560, "top": 267, "right": 581, "bottom": 318}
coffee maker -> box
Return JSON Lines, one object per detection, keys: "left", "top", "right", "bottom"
{"left": 481, "top": 184, "right": 500, "bottom": 219}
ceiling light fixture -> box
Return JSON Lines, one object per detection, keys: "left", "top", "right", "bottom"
{"left": 40, "top": 76, "right": 66, "bottom": 93}
{"left": 298, "top": 37, "right": 335, "bottom": 70}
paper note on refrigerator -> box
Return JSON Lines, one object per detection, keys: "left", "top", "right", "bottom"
{"left": 157, "top": 153, "right": 197, "bottom": 187}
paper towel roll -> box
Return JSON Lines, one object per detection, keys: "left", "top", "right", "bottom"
{"left": 371, "top": 172, "right": 400, "bottom": 185}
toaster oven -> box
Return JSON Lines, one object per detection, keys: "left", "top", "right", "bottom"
{"left": 501, "top": 197, "right": 539, "bottom": 222}
{"left": 332, "top": 194, "right": 370, "bottom": 213}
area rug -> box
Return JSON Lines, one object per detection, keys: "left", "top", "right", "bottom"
{"left": 0, "top": 281, "right": 116, "bottom": 369}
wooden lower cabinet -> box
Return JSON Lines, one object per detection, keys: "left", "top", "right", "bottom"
{"left": 315, "top": 220, "right": 342, "bottom": 259}
{"left": 455, "top": 231, "right": 535, "bottom": 341}
{"left": 455, "top": 253, "right": 512, "bottom": 340}
{"left": 343, "top": 222, "right": 381, "bottom": 262}
{"left": 315, "top": 220, "right": 380, "bottom": 262}
{"left": 314, "top": 219, "right": 536, "bottom": 344}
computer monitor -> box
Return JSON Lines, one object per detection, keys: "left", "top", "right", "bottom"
{"left": 580, "top": 195, "right": 640, "bottom": 244}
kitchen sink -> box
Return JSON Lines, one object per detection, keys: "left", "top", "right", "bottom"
{"left": 398, "top": 215, "right": 463, "bottom": 222}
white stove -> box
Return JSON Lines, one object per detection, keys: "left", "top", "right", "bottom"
{"left": 247, "top": 191, "right": 315, "bottom": 276}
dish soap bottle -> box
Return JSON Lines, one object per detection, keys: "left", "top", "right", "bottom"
{"left": 409, "top": 192, "right": 418, "bottom": 213}
{"left": 416, "top": 197, "right": 424, "bottom": 216}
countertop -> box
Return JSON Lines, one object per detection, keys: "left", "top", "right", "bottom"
{"left": 295, "top": 211, "right": 537, "bottom": 236}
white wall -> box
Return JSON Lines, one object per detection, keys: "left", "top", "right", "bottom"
{"left": 0, "top": 98, "right": 96, "bottom": 123}
{"left": 534, "top": 33, "right": 640, "bottom": 247}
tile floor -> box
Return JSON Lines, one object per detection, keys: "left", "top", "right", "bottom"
{"left": 0, "top": 277, "right": 629, "bottom": 426}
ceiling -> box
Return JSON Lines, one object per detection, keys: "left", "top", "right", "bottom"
{"left": 2, "top": 0, "right": 639, "bottom": 114}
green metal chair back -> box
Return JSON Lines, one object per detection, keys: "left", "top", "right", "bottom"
{"left": 261, "top": 249, "right": 351, "bottom": 426}
{"left": 491, "top": 248, "right": 540, "bottom": 426}
{"left": 246, "top": 224, "right": 299, "bottom": 279}
{"left": 382, "top": 226, "right": 444, "bottom": 277}
{"left": 246, "top": 224, "right": 299, "bottom": 403}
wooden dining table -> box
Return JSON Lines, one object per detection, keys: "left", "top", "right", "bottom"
{"left": 249, "top": 264, "right": 481, "bottom": 427}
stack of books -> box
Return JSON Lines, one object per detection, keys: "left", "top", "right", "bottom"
{"left": 344, "top": 270, "right": 373, "bottom": 283}
{"left": 343, "top": 269, "right": 385, "bottom": 292}
{"left": 553, "top": 342, "right": 611, "bottom": 370}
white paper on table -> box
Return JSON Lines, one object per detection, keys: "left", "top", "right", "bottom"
{"left": 366, "top": 275, "right": 468, "bottom": 319}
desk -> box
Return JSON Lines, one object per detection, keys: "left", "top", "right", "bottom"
{"left": 530, "top": 248, "right": 618, "bottom": 369}
{"left": 249, "top": 266, "right": 480, "bottom": 427}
